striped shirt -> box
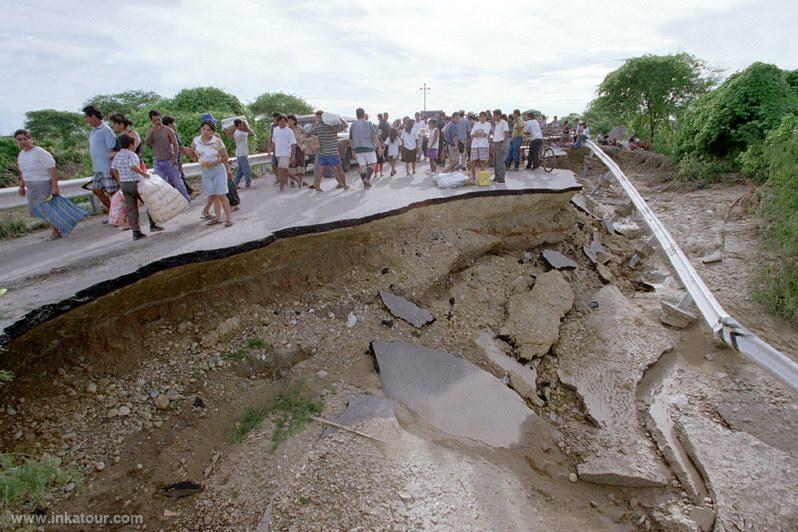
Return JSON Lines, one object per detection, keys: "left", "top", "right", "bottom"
{"left": 308, "top": 122, "right": 343, "bottom": 156}
{"left": 110, "top": 149, "right": 142, "bottom": 182}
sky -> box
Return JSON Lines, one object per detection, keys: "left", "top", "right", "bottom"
{"left": 0, "top": 0, "right": 796, "bottom": 133}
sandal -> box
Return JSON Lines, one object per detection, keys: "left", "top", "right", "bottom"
{"left": 201, "top": 214, "right": 213, "bottom": 221}
{"left": 206, "top": 219, "right": 222, "bottom": 226}
{"left": 224, "top": 220, "right": 234, "bottom": 227}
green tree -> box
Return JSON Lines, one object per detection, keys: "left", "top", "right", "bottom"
{"left": 23, "top": 109, "right": 86, "bottom": 148}
{"left": 592, "top": 53, "right": 715, "bottom": 141}
{"left": 674, "top": 62, "right": 798, "bottom": 163}
{"left": 249, "top": 92, "right": 313, "bottom": 118}
{"left": 171, "top": 87, "right": 246, "bottom": 115}
{"left": 521, "top": 108, "right": 543, "bottom": 118}
{"left": 83, "top": 90, "right": 163, "bottom": 117}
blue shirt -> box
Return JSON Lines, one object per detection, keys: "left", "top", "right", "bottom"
{"left": 455, "top": 119, "right": 469, "bottom": 143}
{"left": 89, "top": 123, "right": 116, "bottom": 174}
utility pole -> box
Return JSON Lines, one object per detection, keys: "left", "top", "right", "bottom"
{"left": 419, "top": 83, "right": 430, "bottom": 112}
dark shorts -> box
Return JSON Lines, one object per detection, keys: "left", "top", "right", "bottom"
{"left": 317, "top": 154, "right": 341, "bottom": 168}
{"left": 401, "top": 147, "right": 416, "bottom": 163}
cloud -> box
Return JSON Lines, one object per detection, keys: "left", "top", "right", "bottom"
{"left": 0, "top": 0, "right": 795, "bottom": 133}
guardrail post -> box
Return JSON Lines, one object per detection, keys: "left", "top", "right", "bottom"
{"left": 89, "top": 194, "right": 103, "bottom": 214}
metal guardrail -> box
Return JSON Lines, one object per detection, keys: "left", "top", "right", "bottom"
{"left": 586, "top": 140, "right": 798, "bottom": 391}
{"left": 0, "top": 152, "right": 273, "bottom": 211}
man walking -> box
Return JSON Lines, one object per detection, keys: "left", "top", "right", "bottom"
{"left": 455, "top": 110, "right": 469, "bottom": 169}
{"left": 349, "top": 107, "right": 382, "bottom": 188}
{"left": 145, "top": 110, "right": 189, "bottom": 200}
{"left": 524, "top": 112, "right": 543, "bottom": 170}
{"left": 307, "top": 110, "right": 349, "bottom": 191}
{"left": 162, "top": 115, "right": 200, "bottom": 200}
{"left": 228, "top": 118, "right": 255, "bottom": 189}
{"left": 491, "top": 109, "right": 509, "bottom": 183}
{"left": 82, "top": 105, "right": 118, "bottom": 209}
{"left": 505, "top": 109, "right": 525, "bottom": 171}
{"left": 378, "top": 112, "right": 391, "bottom": 142}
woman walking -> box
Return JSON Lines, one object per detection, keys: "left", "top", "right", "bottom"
{"left": 469, "top": 111, "right": 491, "bottom": 183}
{"left": 400, "top": 120, "right": 417, "bottom": 176}
{"left": 109, "top": 114, "right": 142, "bottom": 159}
{"left": 187, "top": 121, "right": 233, "bottom": 227}
{"left": 287, "top": 114, "right": 307, "bottom": 183}
{"left": 14, "top": 129, "right": 62, "bottom": 240}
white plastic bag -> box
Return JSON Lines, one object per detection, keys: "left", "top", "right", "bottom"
{"left": 432, "top": 172, "right": 469, "bottom": 189}
{"left": 137, "top": 174, "right": 188, "bottom": 224}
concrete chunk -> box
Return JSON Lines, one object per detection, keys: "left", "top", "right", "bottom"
{"left": 371, "top": 340, "right": 549, "bottom": 448}
{"left": 473, "top": 333, "right": 542, "bottom": 406}
{"left": 660, "top": 301, "right": 697, "bottom": 329}
{"left": 379, "top": 290, "right": 435, "bottom": 328}
{"left": 557, "top": 285, "right": 671, "bottom": 487}
{"left": 674, "top": 410, "right": 798, "bottom": 530}
{"left": 501, "top": 270, "right": 573, "bottom": 361}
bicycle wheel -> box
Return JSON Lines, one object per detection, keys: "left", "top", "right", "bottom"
{"left": 542, "top": 147, "right": 556, "bottom": 173}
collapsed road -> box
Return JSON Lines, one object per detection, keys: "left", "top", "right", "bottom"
{"left": 1, "top": 154, "right": 796, "bottom": 530}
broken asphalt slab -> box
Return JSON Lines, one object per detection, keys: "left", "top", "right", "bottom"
{"left": 370, "top": 340, "right": 551, "bottom": 448}
{"left": 379, "top": 290, "right": 435, "bottom": 328}
{"left": 321, "top": 394, "right": 396, "bottom": 437}
{"left": 583, "top": 232, "right": 605, "bottom": 265}
{"left": 473, "top": 332, "right": 542, "bottom": 406}
{"left": 541, "top": 249, "right": 577, "bottom": 270}
{"left": 556, "top": 285, "right": 672, "bottom": 487}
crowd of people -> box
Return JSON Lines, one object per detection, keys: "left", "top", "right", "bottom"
{"left": 13, "top": 104, "right": 594, "bottom": 242}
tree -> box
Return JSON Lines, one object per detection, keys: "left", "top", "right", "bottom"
{"left": 521, "top": 108, "right": 543, "bottom": 118}
{"left": 23, "top": 109, "right": 87, "bottom": 148}
{"left": 171, "top": 87, "right": 246, "bottom": 115}
{"left": 83, "top": 90, "right": 163, "bottom": 117}
{"left": 674, "top": 62, "right": 798, "bottom": 162}
{"left": 249, "top": 92, "right": 313, "bottom": 118}
{"left": 592, "top": 53, "right": 715, "bottom": 141}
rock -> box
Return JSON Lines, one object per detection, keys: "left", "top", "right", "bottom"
{"left": 674, "top": 410, "right": 798, "bottom": 530}
{"left": 177, "top": 321, "right": 192, "bottom": 334}
{"left": 557, "top": 285, "right": 671, "bottom": 487}
{"left": 381, "top": 319, "right": 394, "bottom": 328}
{"left": 501, "top": 270, "right": 574, "bottom": 361}
{"left": 346, "top": 312, "right": 358, "bottom": 328}
{"left": 379, "top": 290, "right": 435, "bottom": 328}
{"left": 118, "top": 406, "right": 131, "bottom": 417}
{"left": 95, "top": 461, "right": 105, "bottom": 472}
{"left": 107, "top": 408, "right": 118, "bottom": 418}
{"left": 540, "top": 249, "right": 577, "bottom": 270}
{"left": 371, "top": 340, "right": 553, "bottom": 448}
{"left": 568, "top": 472, "right": 578, "bottom": 482}
{"left": 64, "top": 482, "right": 76, "bottom": 492}
{"left": 688, "top": 507, "right": 716, "bottom": 532}
{"left": 596, "top": 263, "right": 613, "bottom": 284}
{"left": 660, "top": 301, "right": 697, "bottom": 329}
{"left": 155, "top": 395, "right": 170, "bottom": 410}
{"left": 651, "top": 504, "right": 701, "bottom": 532}
{"left": 86, "top": 382, "right": 97, "bottom": 394}
{"left": 316, "top": 370, "right": 328, "bottom": 379}
{"left": 216, "top": 316, "right": 242, "bottom": 338}
{"left": 701, "top": 252, "right": 722, "bottom": 264}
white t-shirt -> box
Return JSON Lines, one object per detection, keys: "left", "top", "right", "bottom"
{"left": 272, "top": 126, "right": 297, "bottom": 157}
{"left": 523, "top": 119, "right": 543, "bottom": 140}
{"left": 492, "top": 120, "right": 509, "bottom": 143}
{"left": 470, "top": 122, "right": 491, "bottom": 149}
{"left": 233, "top": 128, "right": 249, "bottom": 157}
{"left": 192, "top": 135, "right": 225, "bottom": 164}
{"left": 387, "top": 138, "right": 401, "bottom": 157}
{"left": 400, "top": 130, "right": 417, "bottom": 150}
{"left": 411, "top": 121, "right": 423, "bottom": 139}
{"left": 18, "top": 146, "right": 56, "bottom": 182}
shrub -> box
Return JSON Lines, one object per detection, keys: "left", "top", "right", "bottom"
{"left": 0, "top": 454, "right": 74, "bottom": 510}
{"left": 675, "top": 153, "right": 735, "bottom": 182}
{"left": 755, "top": 113, "right": 798, "bottom": 322}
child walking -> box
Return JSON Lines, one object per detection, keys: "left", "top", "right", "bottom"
{"left": 400, "top": 120, "right": 417, "bottom": 176}
{"left": 386, "top": 128, "right": 401, "bottom": 177}
{"left": 110, "top": 134, "right": 164, "bottom": 240}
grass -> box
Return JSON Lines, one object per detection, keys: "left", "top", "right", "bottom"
{"left": 245, "top": 336, "right": 269, "bottom": 350}
{"left": 0, "top": 454, "right": 77, "bottom": 510}
{"left": 223, "top": 337, "right": 273, "bottom": 362}
{"left": 229, "top": 382, "right": 323, "bottom": 448}
{"left": 231, "top": 404, "right": 271, "bottom": 443}
{"left": 270, "top": 386, "right": 324, "bottom": 451}
{"left": 223, "top": 347, "right": 254, "bottom": 361}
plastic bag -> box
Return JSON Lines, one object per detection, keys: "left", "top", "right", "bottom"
{"left": 431, "top": 172, "right": 469, "bottom": 189}
{"left": 477, "top": 170, "right": 491, "bottom": 186}
{"left": 137, "top": 174, "right": 188, "bottom": 224}
{"left": 108, "top": 190, "right": 128, "bottom": 227}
